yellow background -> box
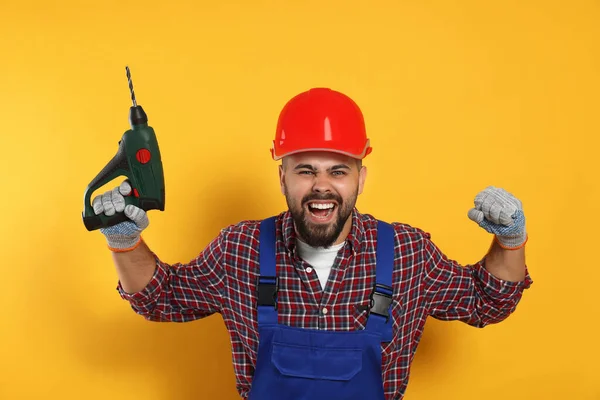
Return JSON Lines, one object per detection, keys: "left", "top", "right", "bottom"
{"left": 1, "top": 0, "right": 598, "bottom": 399}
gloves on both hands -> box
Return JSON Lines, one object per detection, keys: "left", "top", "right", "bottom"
{"left": 92, "top": 182, "right": 527, "bottom": 252}
{"left": 93, "top": 180, "right": 149, "bottom": 251}
{"left": 467, "top": 186, "right": 527, "bottom": 249}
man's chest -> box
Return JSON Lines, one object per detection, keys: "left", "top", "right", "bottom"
{"left": 275, "top": 257, "right": 377, "bottom": 331}
{"left": 225, "top": 252, "right": 379, "bottom": 333}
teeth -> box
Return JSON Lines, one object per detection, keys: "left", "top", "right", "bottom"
{"left": 309, "top": 203, "right": 335, "bottom": 210}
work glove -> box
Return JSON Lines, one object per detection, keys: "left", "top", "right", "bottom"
{"left": 92, "top": 180, "right": 149, "bottom": 251}
{"left": 467, "top": 186, "right": 527, "bottom": 249}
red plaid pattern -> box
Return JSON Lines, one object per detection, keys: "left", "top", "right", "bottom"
{"left": 118, "top": 209, "right": 532, "bottom": 399}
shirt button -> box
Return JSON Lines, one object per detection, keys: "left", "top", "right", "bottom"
{"left": 306, "top": 267, "right": 313, "bottom": 273}
{"left": 322, "top": 308, "right": 328, "bottom": 315}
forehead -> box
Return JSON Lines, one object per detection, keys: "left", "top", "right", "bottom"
{"left": 283, "top": 151, "right": 356, "bottom": 168}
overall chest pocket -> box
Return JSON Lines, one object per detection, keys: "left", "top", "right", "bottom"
{"left": 271, "top": 341, "right": 363, "bottom": 381}
{"left": 270, "top": 327, "right": 366, "bottom": 381}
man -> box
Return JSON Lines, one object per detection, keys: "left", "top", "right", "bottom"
{"left": 93, "top": 88, "right": 532, "bottom": 399}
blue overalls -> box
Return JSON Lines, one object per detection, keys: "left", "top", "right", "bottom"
{"left": 248, "top": 216, "right": 395, "bottom": 400}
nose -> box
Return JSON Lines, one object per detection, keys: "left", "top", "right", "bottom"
{"left": 312, "top": 173, "right": 333, "bottom": 194}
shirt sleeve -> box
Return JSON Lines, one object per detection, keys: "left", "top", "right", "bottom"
{"left": 116, "top": 230, "right": 228, "bottom": 322}
{"left": 421, "top": 235, "right": 533, "bottom": 327}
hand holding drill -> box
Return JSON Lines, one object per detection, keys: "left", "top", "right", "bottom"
{"left": 93, "top": 180, "right": 149, "bottom": 251}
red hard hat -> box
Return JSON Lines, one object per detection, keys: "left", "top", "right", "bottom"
{"left": 270, "top": 88, "right": 372, "bottom": 160}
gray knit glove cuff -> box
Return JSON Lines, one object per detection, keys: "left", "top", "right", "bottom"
{"left": 467, "top": 186, "right": 527, "bottom": 249}
{"left": 494, "top": 224, "right": 527, "bottom": 249}
{"left": 93, "top": 181, "right": 149, "bottom": 251}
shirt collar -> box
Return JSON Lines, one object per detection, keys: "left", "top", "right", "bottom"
{"left": 280, "top": 208, "right": 365, "bottom": 256}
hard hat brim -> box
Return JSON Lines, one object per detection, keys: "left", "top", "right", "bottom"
{"left": 271, "top": 140, "right": 372, "bottom": 161}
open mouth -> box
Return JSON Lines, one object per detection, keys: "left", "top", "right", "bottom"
{"left": 306, "top": 201, "right": 337, "bottom": 222}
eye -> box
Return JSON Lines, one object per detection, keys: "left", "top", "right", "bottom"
{"left": 299, "top": 170, "right": 314, "bottom": 175}
{"left": 332, "top": 171, "right": 346, "bottom": 176}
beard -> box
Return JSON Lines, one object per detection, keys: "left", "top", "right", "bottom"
{"left": 284, "top": 187, "right": 358, "bottom": 248}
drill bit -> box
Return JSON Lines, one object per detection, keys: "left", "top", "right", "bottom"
{"left": 126, "top": 66, "right": 137, "bottom": 107}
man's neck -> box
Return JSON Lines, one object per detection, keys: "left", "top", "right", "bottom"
{"left": 335, "top": 214, "right": 353, "bottom": 245}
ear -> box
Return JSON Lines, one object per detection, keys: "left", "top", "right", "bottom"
{"left": 358, "top": 165, "right": 367, "bottom": 195}
{"left": 279, "top": 164, "right": 285, "bottom": 195}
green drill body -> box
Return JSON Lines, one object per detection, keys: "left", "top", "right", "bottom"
{"left": 82, "top": 67, "right": 165, "bottom": 231}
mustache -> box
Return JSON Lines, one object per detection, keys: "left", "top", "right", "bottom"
{"left": 301, "top": 193, "right": 342, "bottom": 206}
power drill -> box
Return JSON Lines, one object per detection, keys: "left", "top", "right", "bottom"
{"left": 82, "top": 66, "right": 166, "bottom": 231}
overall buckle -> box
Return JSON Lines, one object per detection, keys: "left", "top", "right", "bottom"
{"left": 257, "top": 276, "right": 278, "bottom": 309}
{"left": 369, "top": 283, "right": 393, "bottom": 323}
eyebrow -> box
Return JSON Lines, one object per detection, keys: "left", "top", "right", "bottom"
{"left": 330, "top": 164, "right": 351, "bottom": 171}
{"left": 293, "top": 164, "right": 351, "bottom": 171}
{"left": 294, "top": 164, "right": 316, "bottom": 171}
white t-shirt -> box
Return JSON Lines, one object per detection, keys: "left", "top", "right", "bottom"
{"left": 296, "top": 239, "right": 345, "bottom": 290}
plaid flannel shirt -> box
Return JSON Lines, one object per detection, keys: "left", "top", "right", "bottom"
{"left": 118, "top": 208, "right": 532, "bottom": 399}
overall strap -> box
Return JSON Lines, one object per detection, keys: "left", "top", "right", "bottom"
{"left": 365, "top": 220, "right": 395, "bottom": 342}
{"left": 257, "top": 216, "right": 278, "bottom": 325}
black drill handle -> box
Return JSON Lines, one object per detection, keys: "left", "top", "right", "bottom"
{"left": 83, "top": 210, "right": 130, "bottom": 231}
